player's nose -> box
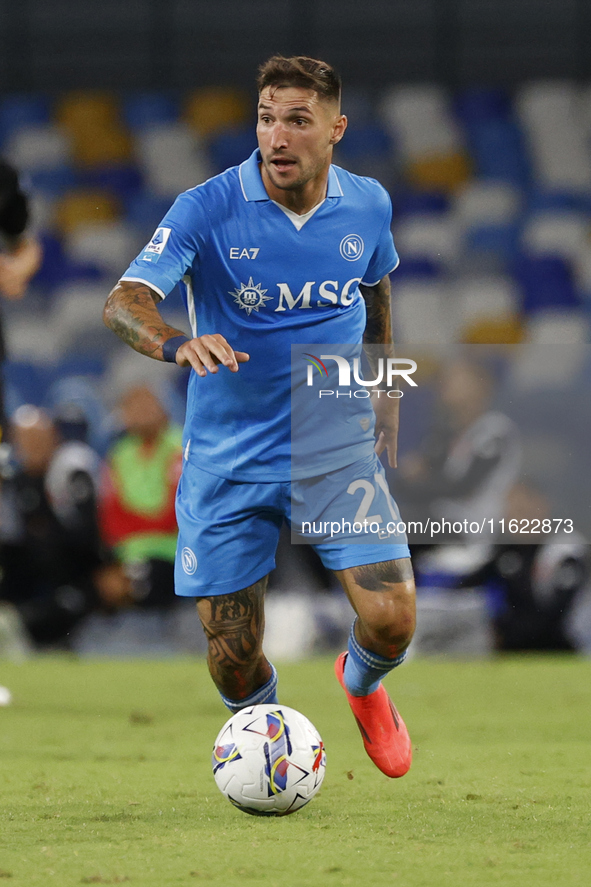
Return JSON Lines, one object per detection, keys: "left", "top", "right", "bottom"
{"left": 269, "top": 122, "right": 289, "bottom": 150}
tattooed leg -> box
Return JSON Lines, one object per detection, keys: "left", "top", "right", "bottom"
{"left": 335, "top": 558, "right": 416, "bottom": 659}
{"left": 196, "top": 577, "right": 271, "bottom": 701}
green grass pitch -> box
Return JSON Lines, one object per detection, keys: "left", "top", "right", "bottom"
{"left": 1, "top": 655, "right": 590, "bottom": 887}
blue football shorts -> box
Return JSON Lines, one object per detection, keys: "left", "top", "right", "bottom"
{"left": 174, "top": 451, "right": 410, "bottom": 597}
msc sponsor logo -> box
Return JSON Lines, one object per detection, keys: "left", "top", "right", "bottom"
{"left": 228, "top": 278, "right": 363, "bottom": 315}
{"left": 276, "top": 278, "right": 361, "bottom": 310}
{"left": 340, "top": 234, "right": 364, "bottom": 261}
{"left": 229, "top": 277, "right": 272, "bottom": 314}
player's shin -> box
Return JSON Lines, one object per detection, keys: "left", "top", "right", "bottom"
{"left": 343, "top": 618, "right": 407, "bottom": 696}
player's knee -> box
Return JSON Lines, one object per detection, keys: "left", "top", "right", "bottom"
{"left": 353, "top": 559, "right": 416, "bottom": 656}
{"left": 365, "top": 609, "right": 415, "bottom": 655}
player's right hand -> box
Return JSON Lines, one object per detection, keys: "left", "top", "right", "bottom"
{"left": 175, "top": 334, "right": 250, "bottom": 377}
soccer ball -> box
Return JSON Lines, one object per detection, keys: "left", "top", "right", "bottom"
{"left": 212, "top": 704, "right": 326, "bottom": 816}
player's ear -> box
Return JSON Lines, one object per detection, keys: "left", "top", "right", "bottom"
{"left": 330, "top": 114, "right": 347, "bottom": 146}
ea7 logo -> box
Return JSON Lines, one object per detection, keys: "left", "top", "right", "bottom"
{"left": 229, "top": 247, "right": 260, "bottom": 259}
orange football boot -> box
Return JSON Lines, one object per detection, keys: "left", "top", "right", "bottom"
{"left": 335, "top": 652, "right": 412, "bottom": 778}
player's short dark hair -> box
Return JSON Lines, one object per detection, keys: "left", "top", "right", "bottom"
{"left": 257, "top": 56, "right": 341, "bottom": 105}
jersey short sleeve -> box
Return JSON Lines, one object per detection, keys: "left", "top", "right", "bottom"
{"left": 121, "top": 189, "right": 208, "bottom": 298}
{"left": 361, "top": 186, "right": 399, "bottom": 286}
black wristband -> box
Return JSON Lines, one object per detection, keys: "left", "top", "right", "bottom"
{"left": 162, "top": 335, "right": 190, "bottom": 363}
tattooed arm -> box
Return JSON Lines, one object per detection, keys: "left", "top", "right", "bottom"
{"left": 103, "top": 280, "right": 249, "bottom": 376}
{"left": 360, "top": 274, "right": 393, "bottom": 349}
{"left": 359, "top": 274, "right": 399, "bottom": 467}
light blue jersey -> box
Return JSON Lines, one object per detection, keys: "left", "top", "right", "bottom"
{"left": 122, "top": 149, "right": 398, "bottom": 482}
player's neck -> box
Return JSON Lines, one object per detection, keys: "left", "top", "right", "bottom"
{"left": 260, "top": 165, "right": 329, "bottom": 215}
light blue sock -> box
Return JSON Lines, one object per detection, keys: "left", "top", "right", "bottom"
{"left": 220, "top": 664, "right": 279, "bottom": 713}
{"left": 343, "top": 620, "right": 407, "bottom": 697}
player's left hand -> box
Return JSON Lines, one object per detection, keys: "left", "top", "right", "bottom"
{"left": 372, "top": 392, "right": 400, "bottom": 468}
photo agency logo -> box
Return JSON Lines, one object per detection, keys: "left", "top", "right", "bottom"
{"left": 303, "top": 353, "right": 418, "bottom": 397}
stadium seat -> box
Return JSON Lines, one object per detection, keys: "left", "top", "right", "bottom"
{"left": 184, "top": 87, "right": 251, "bottom": 137}
{"left": 391, "top": 281, "right": 459, "bottom": 343}
{"left": 526, "top": 311, "right": 590, "bottom": 344}
{"left": 4, "top": 124, "right": 72, "bottom": 171}
{"left": 28, "top": 167, "right": 79, "bottom": 196}
{"left": 336, "top": 122, "right": 395, "bottom": 184}
{"left": 56, "top": 91, "right": 120, "bottom": 129}
{"left": 453, "top": 181, "right": 522, "bottom": 229}
{"left": 392, "top": 190, "right": 450, "bottom": 219}
{"left": 80, "top": 165, "right": 143, "bottom": 199}
{"left": 208, "top": 127, "right": 258, "bottom": 174}
{"left": 124, "top": 192, "right": 174, "bottom": 236}
{"left": 521, "top": 211, "right": 590, "bottom": 261}
{"left": 572, "top": 248, "right": 591, "bottom": 299}
{"left": 526, "top": 188, "right": 591, "bottom": 214}
{"left": 453, "top": 87, "right": 512, "bottom": 125}
{"left": 49, "top": 283, "right": 114, "bottom": 354}
{"left": 393, "top": 215, "right": 461, "bottom": 266}
{"left": 406, "top": 152, "right": 471, "bottom": 193}
{"left": 4, "top": 317, "right": 62, "bottom": 364}
{"left": 339, "top": 123, "right": 392, "bottom": 162}
{"left": 339, "top": 87, "right": 375, "bottom": 126}
{"left": 513, "top": 255, "right": 581, "bottom": 313}
{"left": 54, "top": 190, "right": 120, "bottom": 234}
{"left": 135, "top": 123, "right": 212, "bottom": 197}
{"left": 64, "top": 221, "right": 143, "bottom": 277}
{"left": 464, "top": 224, "right": 521, "bottom": 263}
{"left": 460, "top": 316, "right": 524, "bottom": 344}
{"left": 393, "top": 258, "right": 444, "bottom": 281}
{"left": 0, "top": 95, "right": 51, "bottom": 146}
{"left": 71, "top": 127, "right": 133, "bottom": 168}
{"left": 380, "top": 84, "right": 464, "bottom": 157}
{"left": 122, "top": 92, "right": 180, "bottom": 130}
{"left": 54, "top": 354, "right": 107, "bottom": 378}
{"left": 516, "top": 81, "right": 591, "bottom": 192}
{"left": 33, "top": 232, "right": 105, "bottom": 293}
{"left": 3, "top": 360, "right": 53, "bottom": 408}
{"left": 56, "top": 91, "right": 133, "bottom": 167}
{"left": 466, "top": 120, "right": 530, "bottom": 186}
{"left": 32, "top": 233, "right": 71, "bottom": 290}
{"left": 456, "top": 276, "right": 520, "bottom": 323}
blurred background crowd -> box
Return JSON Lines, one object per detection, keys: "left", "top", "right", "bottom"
{"left": 1, "top": 0, "right": 591, "bottom": 660}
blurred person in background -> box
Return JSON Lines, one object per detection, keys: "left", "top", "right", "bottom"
{"left": 397, "top": 358, "right": 522, "bottom": 537}
{"left": 412, "top": 482, "right": 589, "bottom": 652}
{"left": 0, "top": 405, "right": 130, "bottom": 648}
{"left": 469, "top": 482, "right": 588, "bottom": 652}
{"left": 99, "top": 384, "right": 183, "bottom": 609}
{"left": 0, "top": 160, "right": 42, "bottom": 445}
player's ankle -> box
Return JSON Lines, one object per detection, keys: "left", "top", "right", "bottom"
{"left": 219, "top": 664, "right": 278, "bottom": 713}
{"left": 343, "top": 621, "right": 408, "bottom": 696}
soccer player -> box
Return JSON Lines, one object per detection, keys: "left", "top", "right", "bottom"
{"left": 104, "top": 56, "right": 415, "bottom": 778}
